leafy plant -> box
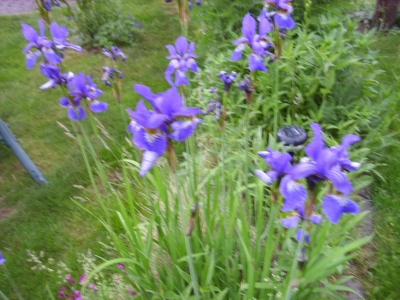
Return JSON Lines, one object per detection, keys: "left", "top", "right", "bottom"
{"left": 60, "top": 0, "right": 142, "bottom": 48}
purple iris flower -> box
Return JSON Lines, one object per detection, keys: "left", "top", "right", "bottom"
{"left": 60, "top": 73, "right": 107, "bottom": 121}
{"left": 254, "top": 148, "right": 292, "bottom": 185}
{"left": 102, "top": 46, "right": 127, "bottom": 61}
{"left": 280, "top": 205, "right": 322, "bottom": 229}
{"left": 50, "top": 22, "right": 82, "bottom": 52}
{"left": 59, "top": 97, "right": 86, "bottom": 122}
{"left": 165, "top": 36, "right": 198, "bottom": 86}
{"left": 258, "top": 0, "right": 295, "bottom": 30}
{"left": 39, "top": 64, "right": 74, "bottom": 89}
{"left": 237, "top": 75, "right": 253, "bottom": 95}
{"left": 296, "top": 229, "right": 310, "bottom": 243}
{"left": 0, "top": 251, "right": 5, "bottom": 265}
{"left": 128, "top": 101, "right": 168, "bottom": 157}
{"left": 331, "top": 134, "right": 361, "bottom": 172}
{"left": 231, "top": 13, "right": 273, "bottom": 72}
{"left": 322, "top": 194, "right": 359, "bottom": 224}
{"left": 254, "top": 148, "right": 307, "bottom": 211}
{"left": 287, "top": 123, "right": 358, "bottom": 195}
{"left": 21, "top": 19, "right": 62, "bottom": 69}
{"left": 134, "top": 84, "right": 202, "bottom": 120}
{"left": 42, "top": 0, "right": 52, "bottom": 11}
{"left": 218, "top": 71, "right": 237, "bottom": 91}
{"left": 101, "top": 67, "right": 123, "bottom": 86}
{"left": 130, "top": 84, "right": 202, "bottom": 176}
{"left": 202, "top": 100, "right": 221, "bottom": 120}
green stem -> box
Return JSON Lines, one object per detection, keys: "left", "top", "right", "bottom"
{"left": 273, "top": 59, "right": 280, "bottom": 137}
{"left": 172, "top": 172, "right": 200, "bottom": 299}
{"left": 3, "top": 265, "right": 22, "bottom": 300}
{"left": 284, "top": 221, "right": 308, "bottom": 300}
{"left": 244, "top": 101, "right": 251, "bottom": 222}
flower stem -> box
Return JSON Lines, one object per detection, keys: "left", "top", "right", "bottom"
{"left": 273, "top": 58, "right": 280, "bottom": 137}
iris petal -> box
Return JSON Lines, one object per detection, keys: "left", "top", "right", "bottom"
{"left": 140, "top": 151, "right": 160, "bottom": 177}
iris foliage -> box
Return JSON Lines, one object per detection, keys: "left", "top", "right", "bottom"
{"left": 3, "top": 0, "right": 398, "bottom": 299}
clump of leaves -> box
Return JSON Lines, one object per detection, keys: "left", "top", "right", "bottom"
{"left": 60, "top": 0, "right": 142, "bottom": 48}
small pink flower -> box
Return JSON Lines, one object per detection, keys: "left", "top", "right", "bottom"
{"left": 65, "top": 274, "right": 76, "bottom": 285}
{"left": 73, "top": 290, "right": 82, "bottom": 300}
{"left": 57, "top": 292, "right": 66, "bottom": 298}
{"left": 117, "top": 264, "right": 125, "bottom": 269}
{"left": 79, "top": 274, "right": 87, "bottom": 283}
{"left": 88, "top": 283, "right": 98, "bottom": 292}
{"left": 127, "top": 289, "right": 136, "bottom": 296}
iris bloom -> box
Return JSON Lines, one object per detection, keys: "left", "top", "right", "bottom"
{"left": 39, "top": 64, "right": 73, "bottom": 90}
{"left": 0, "top": 251, "right": 5, "bottom": 265}
{"left": 280, "top": 205, "right": 322, "bottom": 229}
{"left": 231, "top": 13, "right": 273, "bottom": 72}
{"left": 288, "top": 123, "right": 358, "bottom": 195}
{"left": 255, "top": 148, "right": 292, "bottom": 184}
{"left": 237, "top": 75, "right": 253, "bottom": 95}
{"left": 130, "top": 84, "right": 202, "bottom": 176}
{"left": 102, "top": 46, "right": 127, "bottom": 61}
{"left": 285, "top": 123, "right": 360, "bottom": 223}
{"left": 21, "top": 19, "right": 62, "bottom": 69}
{"left": 202, "top": 100, "right": 221, "bottom": 120}
{"left": 42, "top": 0, "right": 51, "bottom": 11}
{"left": 101, "top": 66, "right": 123, "bottom": 86}
{"left": 255, "top": 148, "right": 307, "bottom": 212}
{"left": 60, "top": 73, "right": 107, "bottom": 121}
{"left": 50, "top": 22, "right": 82, "bottom": 52}
{"left": 165, "top": 36, "right": 198, "bottom": 86}
{"left": 258, "top": 0, "right": 295, "bottom": 30}
{"left": 218, "top": 71, "right": 237, "bottom": 91}
{"left": 322, "top": 194, "right": 358, "bottom": 224}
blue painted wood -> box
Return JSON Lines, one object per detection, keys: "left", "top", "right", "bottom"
{"left": 0, "top": 118, "right": 47, "bottom": 185}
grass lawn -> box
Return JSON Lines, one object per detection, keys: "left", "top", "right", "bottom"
{"left": 367, "top": 34, "right": 400, "bottom": 299}
{"left": 0, "top": 0, "right": 180, "bottom": 298}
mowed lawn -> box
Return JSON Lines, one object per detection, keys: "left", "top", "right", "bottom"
{"left": 0, "top": 0, "right": 181, "bottom": 298}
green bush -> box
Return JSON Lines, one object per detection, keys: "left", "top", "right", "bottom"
{"left": 198, "top": 13, "right": 389, "bottom": 144}
{"left": 61, "top": 0, "right": 142, "bottom": 48}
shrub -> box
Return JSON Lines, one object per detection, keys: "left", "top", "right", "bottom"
{"left": 60, "top": 0, "right": 142, "bottom": 48}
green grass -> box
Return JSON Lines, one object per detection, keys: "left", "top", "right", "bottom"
{"left": 367, "top": 34, "right": 400, "bottom": 299}
{"left": 0, "top": 0, "right": 180, "bottom": 298}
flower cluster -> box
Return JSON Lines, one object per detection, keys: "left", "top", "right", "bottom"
{"left": 258, "top": 0, "right": 295, "bottom": 30}
{"left": 21, "top": 20, "right": 81, "bottom": 69}
{"left": 102, "top": 46, "right": 127, "bottom": 61}
{"left": 231, "top": 1, "right": 295, "bottom": 72}
{"left": 255, "top": 123, "right": 360, "bottom": 234}
{"left": 60, "top": 73, "right": 108, "bottom": 122}
{"left": 21, "top": 19, "right": 106, "bottom": 121}
{"left": 58, "top": 274, "right": 97, "bottom": 299}
{"left": 231, "top": 13, "right": 274, "bottom": 72}
{"left": 128, "top": 85, "right": 202, "bottom": 176}
{"left": 165, "top": 36, "right": 198, "bottom": 86}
